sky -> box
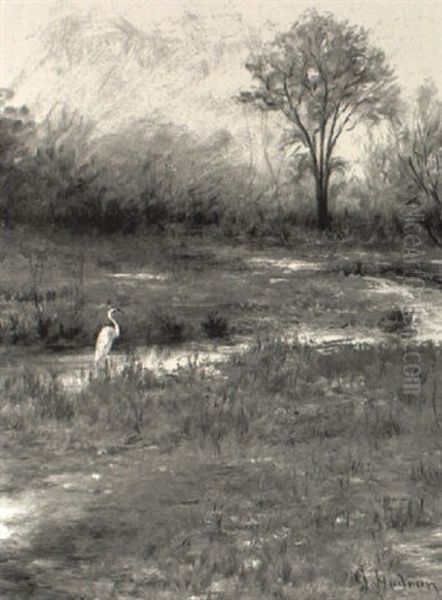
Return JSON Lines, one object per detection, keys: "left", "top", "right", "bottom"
{"left": 0, "top": 0, "right": 441, "bottom": 171}
{"left": 1, "top": 0, "right": 441, "bottom": 98}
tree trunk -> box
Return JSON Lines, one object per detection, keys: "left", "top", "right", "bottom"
{"left": 315, "top": 177, "right": 330, "bottom": 230}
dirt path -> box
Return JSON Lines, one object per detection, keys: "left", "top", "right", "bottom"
{"left": 0, "top": 437, "right": 220, "bottom": 598}
{"left": 1, "top": 438, "right": 116, "bottom": 597}
{"left": 2, "top": 434, "right": 442, "bottom": 599}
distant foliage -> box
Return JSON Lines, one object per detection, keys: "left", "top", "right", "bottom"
{"left": 0, "top": 91, "right": 36, "bottom": 226}
{"left": 354, "top": 80, "right": 442, "bottom": 245}
{"left": 399, "top": 81, "right": 442, "bottom": 245}
{"left": 0, "top": 71, "right": 439, "bottom": 245}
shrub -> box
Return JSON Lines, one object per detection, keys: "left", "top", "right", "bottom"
{"left": 201, "top": 313, "right": 229, "bottom": 339}
{"left": 378, "top": 307, "right": 414, "bottom": 334}
{"left": 146, "top": 311, "right": 189, "bottom": 344}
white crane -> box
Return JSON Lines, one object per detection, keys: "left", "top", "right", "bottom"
{"left": 95, "top": 307, "right": 122, "bottom": 374}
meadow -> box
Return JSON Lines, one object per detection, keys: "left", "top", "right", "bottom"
{"left": 0, "top": 226, "right": 441, "bottom": 599}
{"left": 0, "top": 2, "right": 441, "bottom": 597}
{"left": 1, "top": 224, "right": 440, "bottom": 353}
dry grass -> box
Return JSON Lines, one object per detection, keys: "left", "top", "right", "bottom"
{"left": 1, "top": 228, "right": 442, "bottom": 597}
{"left": 2, "top": 225, "right": 435, "bottom": 355}
{"left": 1, "top": 338, "right": 441, "bottom": 598}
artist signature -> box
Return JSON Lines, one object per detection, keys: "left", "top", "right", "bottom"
{"left": 354, "top": 566, "right": 440, "bottom": 595}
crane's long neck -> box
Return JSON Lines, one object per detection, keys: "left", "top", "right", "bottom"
{"left": 108, "top": 312, "right": 120, "bottom": 337}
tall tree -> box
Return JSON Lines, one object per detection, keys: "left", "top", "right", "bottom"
{"left": 239, "top": 10, "right": 399, "bottom": 229}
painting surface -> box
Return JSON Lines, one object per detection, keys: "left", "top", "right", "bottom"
{"left": 0, "top": 1, "right": 441, "bottom": 597}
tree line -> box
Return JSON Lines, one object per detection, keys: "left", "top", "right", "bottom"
{"left": 0, "top": 9, "right": 441, "bottom": 243}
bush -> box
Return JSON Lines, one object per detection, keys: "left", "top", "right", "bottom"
{"left": 0, "top": 248, "right": 86, "bottom": 348}
{"left": 378, "top": 307, "right": 415, "bottom": 334}
{"left": 201, "top": 313, "right": 229, "bottom": 339}
{"left": 146, "top": 311, "right": 189, "bottom": 344}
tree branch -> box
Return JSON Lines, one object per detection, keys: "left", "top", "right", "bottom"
{"left": 283, "top": 75, "right": 319, "bottom": 173}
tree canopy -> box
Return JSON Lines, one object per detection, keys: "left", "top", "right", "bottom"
{"left": 240, "top": 9, "right": 400, "bottom": 229}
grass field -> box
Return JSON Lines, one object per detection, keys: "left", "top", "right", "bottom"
{"left": 1, "top": 225, "right": 440, "bottom": 352}
{"left": 0, "top": 227, "right": 441, "bottom": 599}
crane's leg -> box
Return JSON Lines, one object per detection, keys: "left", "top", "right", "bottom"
{"left": 95, "top": 355, "right": 113, "bottom": 378}
{"left": 104, "top": 357, "right": 111, "bottom": 376}
{"left": 95, "top": 356, "right": 105, "bottom": 377}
